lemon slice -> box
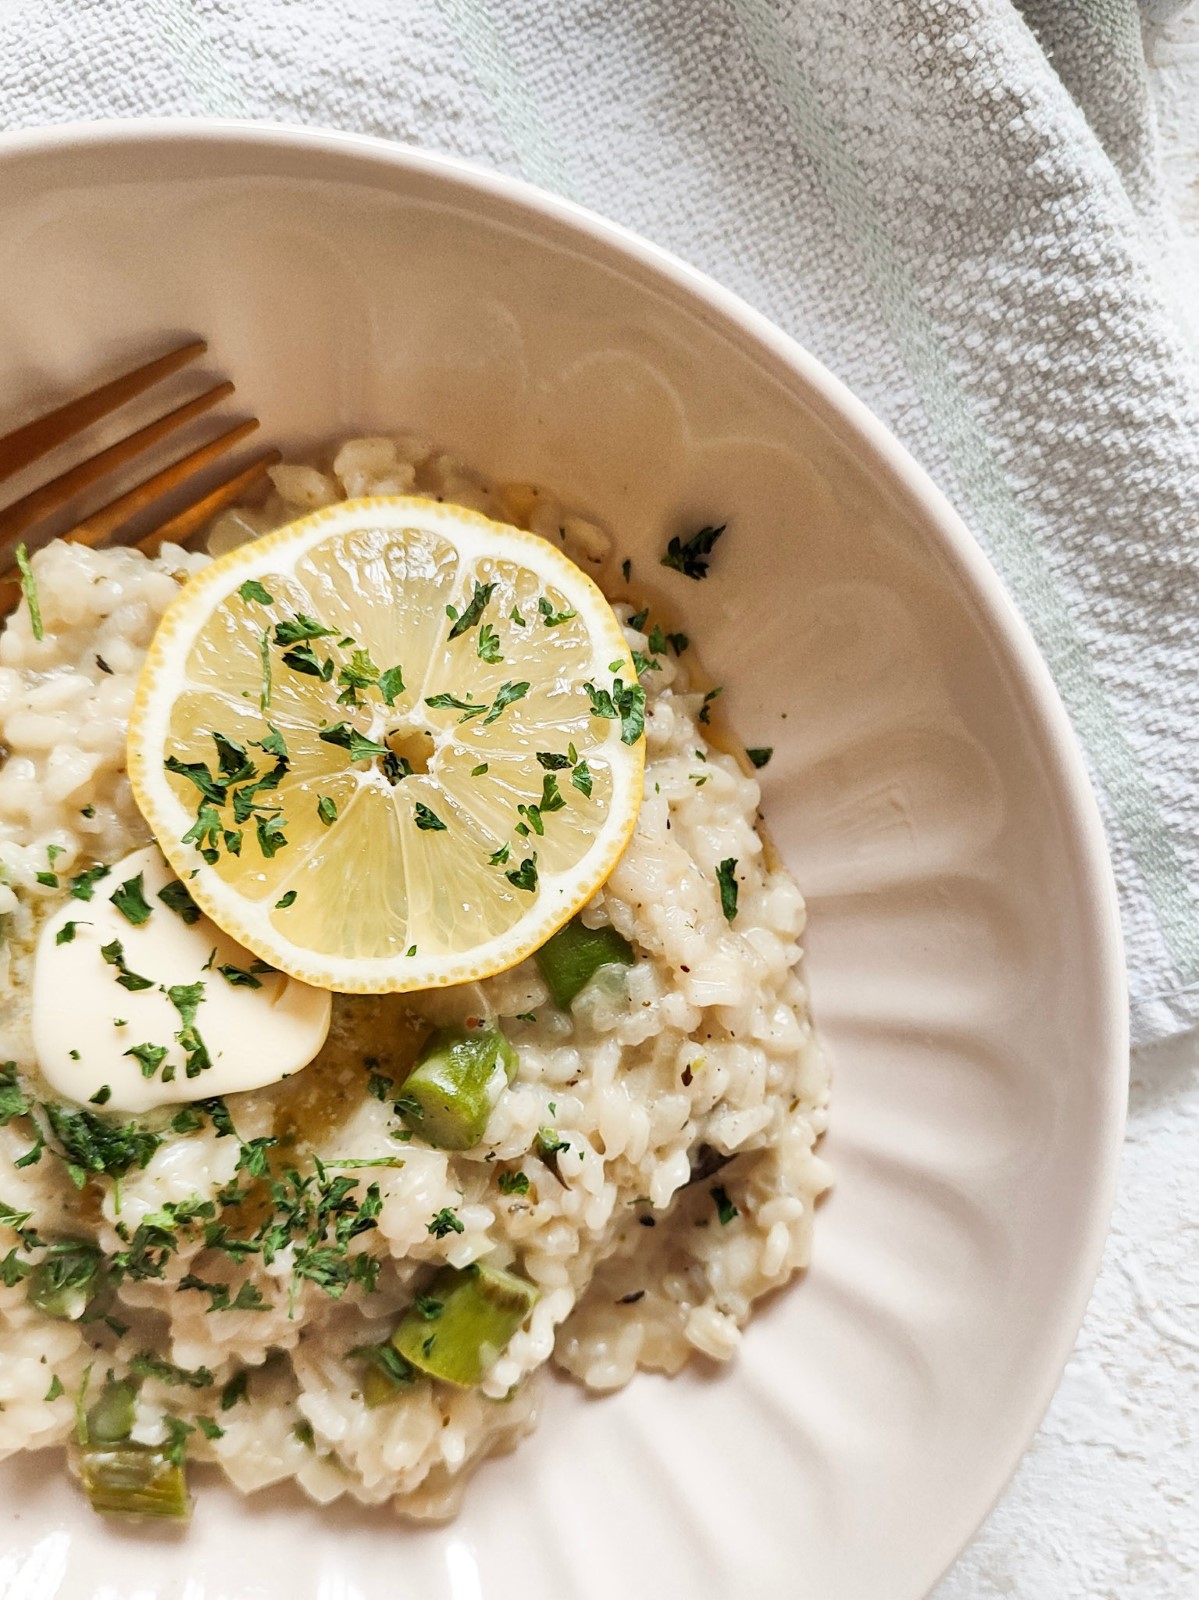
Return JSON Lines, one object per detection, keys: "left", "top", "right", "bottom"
{"left": 127, "top": 497, "right": 645, "bottom": 993}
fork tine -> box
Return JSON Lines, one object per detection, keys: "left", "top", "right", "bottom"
{"left": 0, "top": 444, "right": 280, "bottom": 623}
{"left": 0, "top": 382, "right": 236, "bottom": 556}
{"left": 0, "top": 341, "right": 208, "bottom": 484}
{"left": 57, "top": 420, "right": 262, "bottom": 551}
{"left": 137, "top": 450, "right": 282, "bottom": 557}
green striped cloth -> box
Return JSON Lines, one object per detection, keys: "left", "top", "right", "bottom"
{"left": 2, "top": 0, "right": 1196, "bottom": 1044}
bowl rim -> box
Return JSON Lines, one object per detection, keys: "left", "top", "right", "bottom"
{"left": 0, "top": 115, "right": 1129, "bottom": 1595}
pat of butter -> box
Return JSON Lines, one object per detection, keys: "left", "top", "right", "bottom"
{"left": 32, "top": 845, "right": 331, "bottom": 1114}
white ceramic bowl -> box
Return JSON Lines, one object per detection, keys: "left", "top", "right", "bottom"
{"left": 0, "top": 121, "right": 1126, "bottom": 1600}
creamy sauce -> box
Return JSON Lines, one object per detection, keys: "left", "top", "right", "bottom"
{"left": 32, "top": 846, "right": 331, "bottom": 1114}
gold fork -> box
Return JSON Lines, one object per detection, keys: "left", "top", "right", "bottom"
{"left": 0, "top": 342, "right": 281, "bottom": 614}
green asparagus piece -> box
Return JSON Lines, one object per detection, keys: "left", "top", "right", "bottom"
{"left": 27, "top": 1241, "right": 105, "bottom": 1321}
{"left": 398, "top": 1026, "right": 518, "bottom": 1150}
{"left": 391, "top": 1263, "right": 538, "bottom": 1387}
{"left": 351, "top": 1342, "right": 417, "bottom": 1408}
{"left": 535, "top": 916, "right": 634, "bottom": 1008}
{"left": 85, "top": 1379, "right": 137, "bottom": 1445}
{"left": 77, "top": 1446, "right": 190, "bottom": 1519}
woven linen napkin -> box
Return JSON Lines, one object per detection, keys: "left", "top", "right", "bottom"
{"left": 1, "top": 0, "right": 1197, "bottom": 1046}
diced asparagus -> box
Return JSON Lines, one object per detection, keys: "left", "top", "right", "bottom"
{"left": 398, "top": 1026, "right": 518, "bottom": 1149}
{"left": 350, "top": 1342, "right": 417, "bottom": 1408}
{"left": 391, "top": 1263, "right": 538, "bottom": 1387}
{"left": 86, "top": 1379, "right": 137, "bottom": 1445}
{"left": 77, "top": 1447, "right": 190, "bottom": 1519}
{"left": 535, "top": 917, "right": 634, "bottom": 1008}
{"left": 27, "top": 1241, "right": 105, "bottom": 1321}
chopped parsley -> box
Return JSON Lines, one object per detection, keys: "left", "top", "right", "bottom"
{"left": 477, "top": 622, "right": 502, "bottom": 663}
{"left": 238, "top": 578, "right": 274, "bottom": 605}
{"left": 711, "top": 1185, "right": 739, "bottom": 1225}
{"left": 426, "top": 1208, "right": 464, "bottom": 1238}
{"left": 218, "top": 963, "right": 262, "bottom": 989}
{"left": 316, "top": 795, "right": 338, "bottom": 827}
{"left": 538, "top": 597, "right": 577, "bottom": 627}
{"left": 14, "top": 544, "right": 43, "bottom": 640}
{"left": 99, "top": 939, "right": 154, "bottom": 992}
{"left": 482, "top": 680, "right": 529, "bottom": 725}
{"left": 274, "top": 613, "right": 336, "bottom": 647}
{"left": 35, "top": 870, "right": 58, "bottom": 888}
{"left": 45, "top": 1375, "right": 64, "bottom": 1402}
{"left": 55, "top": 922, "right": 80, "bottom": 946}
{"left": 661, "top": 523, "right": 726, "bottom": 580}
{"left": 69, "top": 865, "right": 110, "bottom": 902}
{"left": 220, "top": 1371, "right": 250, "bottom": 1410}
{"left": 571, "top": 760, "right": 593, "bottom": 798}
{"left": 129, "top": 1352, "right": 214, "bottom": 1389}
{"left": 746, "top": 747, "right": 773, "bottom": 769}
{"left": 88, "top": 1086, "right": 112, "bottom": 1106}
{"left": 259, "top": 630, "right": 272, "bottom": 710}
{"left": 667, "top": 631, "right": 689, "bottom": 655}
{"left": 125, "top": 1043, "right": 169, "bottom": 1080}
{"left": 447, "top": 580, "right": 496, "bottom": 641}
{"left": 583, "top": 678, "right": 646, "bottom": 744}
{"left": 319, "top": 723, "right": 389, "bottom": 762}
{"left": 505, "top": 856, "right": 538, "bottom": 892}
{"left": 498, "top": 1171, "right": 529, "bottom": 1196}
{"left": 471, "top": 763, "right": 489, "bottom": 777}
{"left": 158, "top": 879, "right": 201, "bottom": 924}
{"left": 413, "top": 803, "right": 447, "bottom": 833}
{"left": 536, "top": 1127, "right": 570, "bottom": 1159}
{"left": 0, "top": 1062, "right": 31, "bottom": 1126}
{"left": 44, "top": 1103, "right": 160, "bottom": 1182}
{"left": 109, "top": 872, "right": 153, "bottom": 927}
{"left": 275, "top": 890, "right": 298, "bottom": 910}
{"left": 716, "top": 858, "right": 739, "bottom": 923}
{"left": 378, "top": 664, "right": 406, "bottom": 706}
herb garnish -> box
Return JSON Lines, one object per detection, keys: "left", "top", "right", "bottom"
{"left": 505, "top": 856, "right": 538, "bottom": 892}
{"left": 711, "top": 1185, "right": 739, "bottom": 1225}
{"left": 69, "top": 865, "right": 110, "bottom": 901}
{"left": 583, "top": 678, "right": 646, "bottom": 745}
{"left": 746, "top": 747, "right": 773, "bottom": 769}
{"left": 109, "top": 873, "right": 153, "bottom": 927}
{"left": 158, "top": 880, "right": 201, "bottom": 924}
{"left": 239, "top": 578, "right": 274, "bottom": 605}
{"left": 498, "top": 1171, "right": 529, "bottom": 1196}
{"left": 716, "top": 858, "right": 739, "bottom": 923}
{"left": 99, "top": 940, "right": 154, "bottom": 992}
{"left": 129, "top": 1352, "right": 215, "bottom": 1389}
{"left": 448, "top": 580, "right": 496, "bottom": 641}
{"left": 426, "top": 1208, "right": 464, "bottom": 1238}
{"left": 413, "top": 803, "right": 447, "bottom": 833}
{"left": 661, "top": 523, "right": 726, "bottom": 580}
{"left": 15, "top": 544, "right": 43, "bottom": 640}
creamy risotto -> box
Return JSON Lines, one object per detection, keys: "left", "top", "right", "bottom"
{"left": 0, "top": 437, "right": 830, "bottom": 1519}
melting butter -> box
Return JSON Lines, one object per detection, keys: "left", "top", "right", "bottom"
{"left": 32, "top": 845, "right": 332, "bottom": 1114}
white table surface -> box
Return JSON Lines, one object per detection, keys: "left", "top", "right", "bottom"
{"left": 937, "top": 12, "right": 1199, "bottom": 1596}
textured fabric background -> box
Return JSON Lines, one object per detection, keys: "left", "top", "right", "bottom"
{"left": 1, "top": 0, "right": 1197, "bottom": 1045}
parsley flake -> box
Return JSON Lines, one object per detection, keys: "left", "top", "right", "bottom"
{"left": 413, "top": 803, "right": 447, "bottom": 833}
{"left": 109, "top": 872, "right": 153, "bottom": 927}
{"left": 447, "top": 580, "right": 496, "bottom": 641}
{"left": 426, "top": 1208, "right": 464, "bottom": 1238}
{"left": 746, "top": 747, "right": 773, "bottom": 769}
{"left": 15, "top": 544, "right": 43, "bottom": 640}
{"left": 716, "top": 858, "right": 739, "bottom": 923}
{"left": 99, "top": 940, "right": 154, "bottom": 991}
{"left": 661, "top": 523, "right": 726, "bottom": 580}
